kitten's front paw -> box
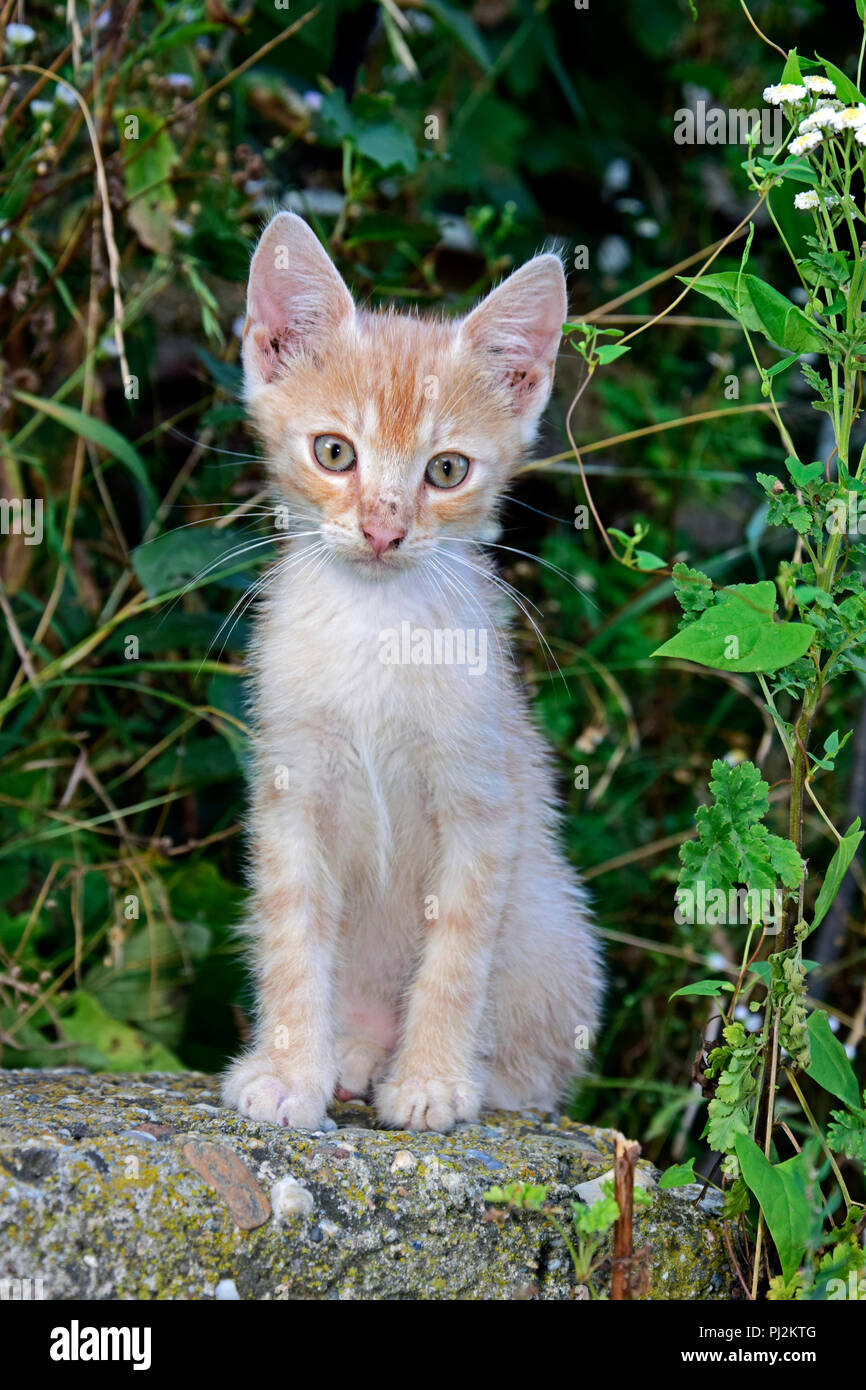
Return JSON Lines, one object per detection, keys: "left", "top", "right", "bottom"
{"left": 375, "top": 1075, "right": 480, "bottom": 1132}
{"left": 221, "top": 1056, "right": 330, "bottom": 1131}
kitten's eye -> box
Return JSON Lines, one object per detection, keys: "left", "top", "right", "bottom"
{"left": 425, "top": 452, "right": 470, "bottom": 489}
{"left": 313, "top": 434, "right": 357, "bottom": 471}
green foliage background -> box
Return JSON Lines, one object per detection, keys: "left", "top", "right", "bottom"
{"left": 1, "top": 0, "right": 863, "bottom": 1192}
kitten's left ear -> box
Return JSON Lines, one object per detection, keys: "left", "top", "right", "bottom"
{"left": 459, "top": 255, "right": 567, "bottom": 438}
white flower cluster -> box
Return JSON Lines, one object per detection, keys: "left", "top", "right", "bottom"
{"left": 766, "top": 70, "right": 866, "bottom": 208}
{"left": 803, "top": 75, "right": 837, "bottom": 95}
{"left": 763, "top": 83, "right": 808, "bottom": 105}
{"left": 793, "top": 190, "right": 840, "bottom": 211}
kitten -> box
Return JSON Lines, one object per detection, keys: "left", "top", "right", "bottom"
{"left": 221, "top": 211, "right": 603, "bottom": 1133}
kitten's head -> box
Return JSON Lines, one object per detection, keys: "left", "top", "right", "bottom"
{"left": 243, "top": 211, "right": 566, "bottom": 576}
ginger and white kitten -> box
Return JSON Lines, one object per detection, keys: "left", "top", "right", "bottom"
{"left": 221, "top": 211, "right": 602, "bottom": 1133}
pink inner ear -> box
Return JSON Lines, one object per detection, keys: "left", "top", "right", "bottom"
{"left": 461, "top": 256, "right": 566, "bottom": 417}
{"left": 244, "top": 214, "right": 353, "bottom": 385}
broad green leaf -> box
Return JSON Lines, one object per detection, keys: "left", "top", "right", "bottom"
{"left": 131, "top": 526, "right": 273, "bottom": 599}
{"left": 676, "top": 271, "right": 763, "bottom": 330}
{"left": 805, "top": 1010, "right": 860, "bottom": 1109}
{"left": 652, "top": 580, "right": 813, "bottom": 673}
{"left": 61, "top": 991, "right": 182, "bottom": 1070}
{"left": 13, "top": 391, "right": 157, "bottom": 515}
{"left": 680, "top": 272, "right": 825, "bottom": 352}
{"left": 670, "top": 979, "right": 734, "bottom": 1000}
{"left": 658, "top": 1158, "right": 697, "bottom": 1189}
{"left": 746, "top": 275, "right": 825, "bottom": 352}
{"left": 811, "top": 820, "right": 864, "bottom": 931}
{"left": 817, "top": 57, "right": 862, "bottom": 105}
{"left": 355, "top": 123, "right": 418, "bottom": 173}
{"left": 780, "top": 49, "right": 803, "bottom": 85}
{"left": 734, "top": 1135, "right": 813, "bottom": 1283}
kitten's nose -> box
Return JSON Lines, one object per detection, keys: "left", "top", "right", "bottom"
{"left": 362, "top": 523, "right": 406, "bottom": 556}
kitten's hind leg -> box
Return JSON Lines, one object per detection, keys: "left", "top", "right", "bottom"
{"left": 334, "top": 997, "right": 397, "bottom": 1100}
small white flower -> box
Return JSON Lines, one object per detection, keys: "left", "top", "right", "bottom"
{"left": 635, "top": 217, "right": 660, "bottom": 239}
{"left": 799, "top": 106, "right": 838, "bottom": 132}
{"left": 803, "top": 75, "right": 836, "bottom": 95}
{"left": 30, "top": 99, "right": 53, "bottom": 117}
{"left": 794, "top": 190, "right": 820, "bottom": 209}
{"left": 597, "top": 234, "right": 631, "bottom": 276}
{"left": 55, "top": 83, "right": 77, "bottom": 107}
{"left": 857, "top": 126, "right": 866, "bottom": 145}
{"left": 790, "top": 130, "right": 823, "bottom": 156}
{"left": 5, "top": 22, "right": 36, "bottom": 45}
{"left": 764, "top": 83, "right": 807, "bottom": 105}
{"left": 166, "top": 73, "right": 193, "bottom": 93}
{"left": 831, "top": 104, "right": 866, "bottom": 131}
{"left": 303, "top": 90, "right": 323, "bottom": 111}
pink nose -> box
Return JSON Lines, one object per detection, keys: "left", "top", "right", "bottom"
{"left": 363, "top": 523, "right": 405, "bottom": 556}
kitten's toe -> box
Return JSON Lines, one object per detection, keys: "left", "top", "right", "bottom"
{"left": 221, "top": 1056, "right": 329, "bottom": 1131}
{"left": 375, "top": 1076, "right": 480, "bottom": 1132}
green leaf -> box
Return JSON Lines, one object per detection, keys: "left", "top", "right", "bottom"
{"left": 596, "top": 343, "right": 631, "bottom": 364}
{"left": 658, "top": 1158, "right": 697, "bottom": 1189}
{"left": 672, "top": 562, "right": 714, "bottom": 626}
{"left": 13, "top": 391, "right": 157, "bottom": 515}
{"left": 764, "top": 354, "right": 800, "bottom": 381}
{"left": 355, "top": 122, "right": 418, "bottom": 173}
{"left": 679, "top": 272, "right": 825, "bottom": 353}
{"left": 118, "top": 109, "right": 180, "bottom": 254}
{"left": 827, "top": 1098, "right": 866, "bottom": 1163}
{"left": 747, "top": 276, "right": 826, "bottom": 353}
{"left": 131, "top": 526, "right": 273, "bottom": 600}
{"left": 652, "top": 580, "right": 813, "bottom": 673}
{"left": 676, "top": 271, "right": 763, "bottom": 331}
{"left": 61, "top": 991, "right": 182, "bottom": 1071}
{"left": 734, "top": 1134, "right": 813, "bottom": 1283}
{"left": 780, "top": 49, "right": 803, "bottom": 85}
{"left": 817, "top": 57, "right": 862, "bottom": 105}
{"left": 805, "top": 1010, "right": 860, "bottom": 1109}
{"left": 670, "top": 979, "right": 734, "bottom": 1000}
{"left": 422, "top": 0, "right": 491, "bottom": 71}
{"left": 811, "top": 820, "right": 864, "bottom": 931}
{"left": 634, "top": 549, "right": 665, "bottom": 571}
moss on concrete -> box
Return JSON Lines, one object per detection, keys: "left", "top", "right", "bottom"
{"left": 0, "top": 1069, "right": 734, "bottom": 1300}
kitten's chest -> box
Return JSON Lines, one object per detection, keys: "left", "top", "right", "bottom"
{"left": 256, "top": 560, "right": 502, "bottom": 744}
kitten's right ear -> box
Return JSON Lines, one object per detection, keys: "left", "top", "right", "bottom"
{"left": 243, "top": 211, "right": 354, "bottom": 390}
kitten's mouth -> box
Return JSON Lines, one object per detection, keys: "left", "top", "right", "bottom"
{"left": 352, "top": 549, "right": 407, "bottom": 575}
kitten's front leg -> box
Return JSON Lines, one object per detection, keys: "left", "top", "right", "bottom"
{"left": 376, "top": 812, "right": 512, "bottom": 1132}
{"left": 222, "top": 796, "right": 338, "bottom": 1130}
